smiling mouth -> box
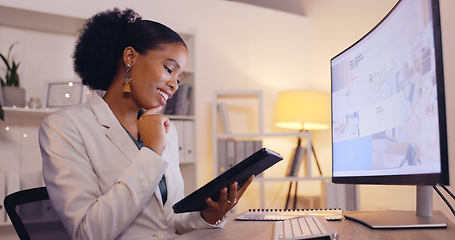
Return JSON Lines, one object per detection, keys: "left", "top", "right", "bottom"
{"left": 158, "top": 89, "right": 169, "bottom": 101}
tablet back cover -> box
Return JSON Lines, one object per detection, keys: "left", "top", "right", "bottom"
{"left": 173, "top": 148, "right": 283, "bottom": 213}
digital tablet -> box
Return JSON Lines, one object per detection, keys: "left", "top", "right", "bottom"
{"left": 173, "top": 148, "right": 283, "bottom": 213}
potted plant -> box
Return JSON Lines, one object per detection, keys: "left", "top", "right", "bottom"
{"left": 0, "top": 42, "right": 25, "bottom": 120}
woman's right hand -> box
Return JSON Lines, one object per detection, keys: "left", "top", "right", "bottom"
{"left": 201, "top": 175, "right": 254, "bottom": 225}
{"left": 137, "top": 106, "right": 170, "bottom": 156}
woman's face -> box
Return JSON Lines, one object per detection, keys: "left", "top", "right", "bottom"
{"left": 129, "top": 43, "right": 188, "bottom": 110}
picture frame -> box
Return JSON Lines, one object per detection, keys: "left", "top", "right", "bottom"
{"left": 45, "top": 81, "right": 84, "bottom": 108}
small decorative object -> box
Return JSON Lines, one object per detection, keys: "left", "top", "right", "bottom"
{"left": 0, "top": 42, "right": 25, "bottom": 120}
{"left": 27, "top": 97, "right": 42, "bottom": 109}
{"left": 45, "top": 81, "right": 84, "bottom": 108}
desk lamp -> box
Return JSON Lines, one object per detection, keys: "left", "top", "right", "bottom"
{"left": 274, "top": 90, "right": 330, "bottom": 209}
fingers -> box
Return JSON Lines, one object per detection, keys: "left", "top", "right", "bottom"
{"left": 227, "top": 182, "right": 238, "bottom": 204}
{"left": 220, "top": 186, "right": 228, "bottom": 204}
{"left": 206, "top": 176, "right": 255, "bottom": 210}
{"left": 205, "top": 187, "right": 228, "bottom": 209}
{"left": 141, "top": 106, "right": 170, "bottom": 134}
{"left": 205, "top": 196, "right": 217, "bottom": 208}
{"left": 236, "top": 175, "right": 254, "bottom": 200}
{"left": 222, "top": 176, "right": 255, "bottom": 207}
{"left": 138, "top": 107, "right": 169, "bottom": 155}
{"left": 201, "top": 177, "right": 254, "bottom": 225}
{"left": 142, "top": 106, "right": 163, "bottom": 116}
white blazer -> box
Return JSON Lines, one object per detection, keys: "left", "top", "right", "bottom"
{"left": 39, "top": 93, "right": 221, "bottom": 240}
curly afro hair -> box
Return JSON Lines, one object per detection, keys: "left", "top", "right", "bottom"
{"left": 73, "top": 8, "right": 186, "bottom": 91}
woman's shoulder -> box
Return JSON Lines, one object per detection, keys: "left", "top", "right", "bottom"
{"left": 42, "top": 103, "right": 93, "bottom": 126}
{"left": 43, "top": 93, "right": 108, "bottom": 123}
{"left": 51, "top": 102, "right": 91, "bottom": 116}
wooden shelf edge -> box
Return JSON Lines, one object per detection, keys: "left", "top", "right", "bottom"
{"left": 216, "top": 132, "right": 311, "bottom": 139}
{"left": 0, "top": 222, "right": 12, "bottom": 227}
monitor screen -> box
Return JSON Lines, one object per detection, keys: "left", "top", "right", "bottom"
{"left": 331, "top": 0, "right": 449, "bottom": 186}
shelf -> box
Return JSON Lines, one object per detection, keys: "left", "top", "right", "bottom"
{"left": 168, "top": 115, "right": 195, "bottom": 121}
{"left": 0, "top": 222, "right": 12, "bottom": 227}
{"left": 3, "top": 106, "right": 57, "bottom": 119}
{"left": 214, "top": 89, "right": 263, "bottom": 97}
{"left": 212, "top": 91, "right": 327, "bottom": 210}
{"left": 216, "top": 132, "right": 310, "bottom": 139}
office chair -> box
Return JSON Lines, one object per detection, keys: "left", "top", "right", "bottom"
{"left": 4, "top": 186, "right": 71, "bottom": 240}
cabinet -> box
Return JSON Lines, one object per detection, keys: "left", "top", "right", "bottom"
{"left": 212, "top": 90, "right": 331, "bottom": 211}
{"left": 0, "top": 6, "right": 198, "bottom": 230}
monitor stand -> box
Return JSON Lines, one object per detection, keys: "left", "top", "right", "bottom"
{"left": 344, "top": 186, "right": 448, "bottom": 229}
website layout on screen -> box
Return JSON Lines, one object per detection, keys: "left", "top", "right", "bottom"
{"left": 331, "top": 0, "right": 441, "bottom": 177}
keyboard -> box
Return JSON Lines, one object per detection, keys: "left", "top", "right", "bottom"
{"left": 273, "top": 215, "right": 338, "bottom": 240}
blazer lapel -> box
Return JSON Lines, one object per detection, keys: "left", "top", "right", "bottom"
{"left": 88, "top": 94, "right": 166, "bottom": 208}
{"left": 88, "top": 93, "right": 138, "bottom": 163}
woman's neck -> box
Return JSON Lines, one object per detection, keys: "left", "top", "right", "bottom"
{"left": 103, "top": 89, "right": 140, "bottom": 140}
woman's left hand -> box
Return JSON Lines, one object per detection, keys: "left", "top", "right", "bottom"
{"left": 201, "top": 175, "right": 254, "bottom": 225}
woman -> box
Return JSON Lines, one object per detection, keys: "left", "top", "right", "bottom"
{"left": 39, "top": 8, "right": 253, "bottom": 239}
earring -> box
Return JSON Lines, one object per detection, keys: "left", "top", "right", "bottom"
{"left": 123, "top": 64, "right": 132, "bottom": 93}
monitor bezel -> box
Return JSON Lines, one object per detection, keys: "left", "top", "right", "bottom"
{"left": 330, "top": 0, "right": 449, "bottom": 186}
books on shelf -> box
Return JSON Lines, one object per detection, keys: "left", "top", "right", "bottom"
{"left": 235, "top": 208, "right": 343, "bottom": 221}
{"left": 217, "top": 139, "right": 263, "bottom": 174}
{"left": 217, "top": 102, "right": 231, "bottom": 134}
{"left": 172, "top": 120, "right": 195, "bottom": 164}
{"left": 164, "top": 83, "right": 192, "bottom": 116}
{"left": 286, "top": 146, "right": 305, "bottom": 177}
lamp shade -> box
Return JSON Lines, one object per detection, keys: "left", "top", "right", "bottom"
{"left": 274, "top": 91, "right": 330, "bottom": 130}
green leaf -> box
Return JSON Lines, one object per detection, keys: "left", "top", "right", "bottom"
{"left": 0, "top": 52, "right": 11, "bottom": 70}
{"left": 10, "top": 61, "right": 20, "bottom": 86}
{"left": 0, "top": 105, "right": 4, "bottom": 121}
{"left": 0, "top": 43, "right": 20, "bottom": 87}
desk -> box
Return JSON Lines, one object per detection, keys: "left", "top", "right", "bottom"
{"left": 175, "top": 211, "right": 455, "bottom": 240}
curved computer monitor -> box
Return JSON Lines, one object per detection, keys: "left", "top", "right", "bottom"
{"left": 330, "top": 0, "right": 449, "bottom": 228}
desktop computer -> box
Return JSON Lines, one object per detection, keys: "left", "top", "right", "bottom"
{"left": 331, "top": 0, "right": 449, "bottom": 228}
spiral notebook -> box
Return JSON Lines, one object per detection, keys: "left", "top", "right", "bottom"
{"left": 235, "top": 208, "right": 343, "bottom": 221}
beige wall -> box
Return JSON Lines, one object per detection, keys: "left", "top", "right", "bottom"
{"left": 1, "top": 0, "right": 454, "bottom": 222}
